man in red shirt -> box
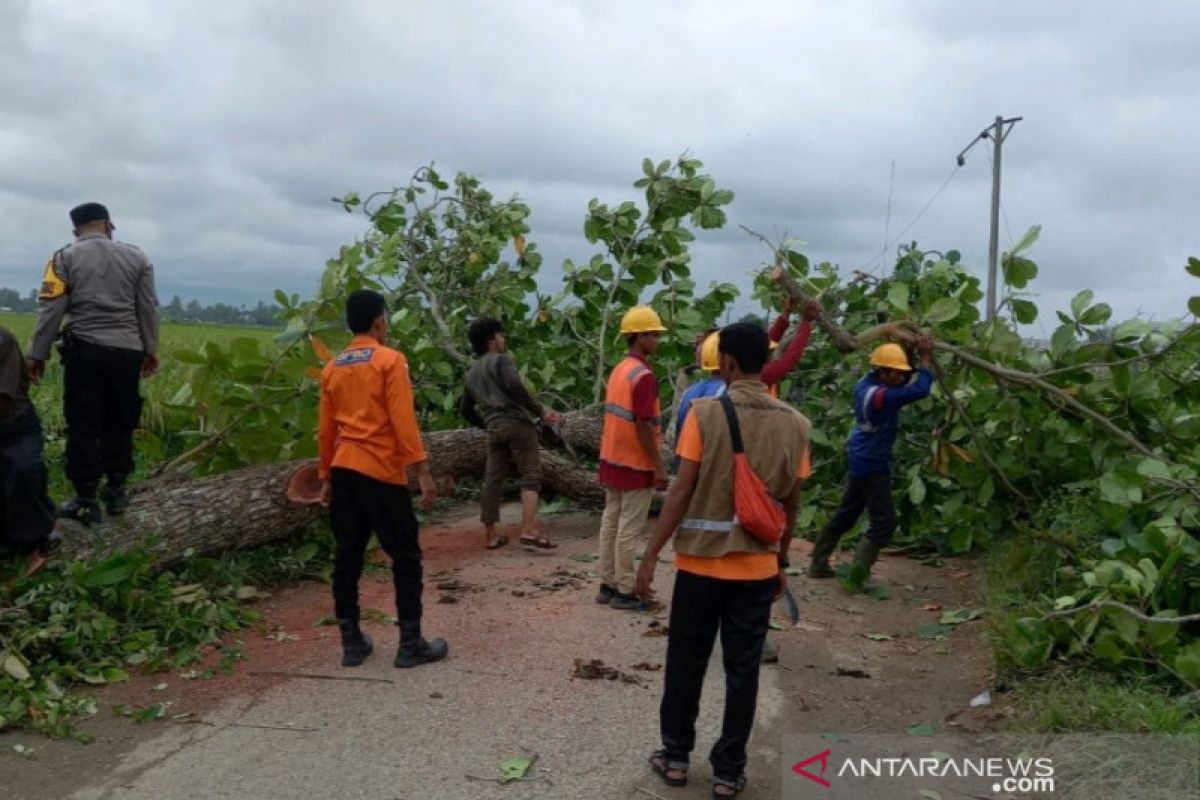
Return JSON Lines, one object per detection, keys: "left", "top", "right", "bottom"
{"left": 761, "top": 298, "right": 820, "bottom": 394}
{"left": 318, "top": 290, "right": 447, "bottom": 669}
{"left": 596, "top": 306, "right": 669, "bottom": 612}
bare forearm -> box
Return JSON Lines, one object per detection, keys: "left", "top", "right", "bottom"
{"left": 635, "top": 421, "right": 662, "bottom": 466}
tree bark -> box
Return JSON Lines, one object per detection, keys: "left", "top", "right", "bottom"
{"left": 59, "top": 408, "right": 608, "bottom": 568}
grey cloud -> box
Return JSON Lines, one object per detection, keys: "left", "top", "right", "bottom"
{"left": 0, "top": 0, "right": 1195, "bottom": 323}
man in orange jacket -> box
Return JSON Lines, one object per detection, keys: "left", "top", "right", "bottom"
{"left": 318, "top": 290, "right": 448, "bottom": 669}
{"left": 596, "top": 306, "right": 669, "bottom": 612}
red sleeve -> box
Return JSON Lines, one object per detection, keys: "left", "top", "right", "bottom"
{"left": 768, "top": 310, "right": 791, "bottom": 344}
{"left": 631, "top": 373, "right": 659, "bottom": 420}
{"left": 761, "top": 321, "right": 812, "bottom": 387}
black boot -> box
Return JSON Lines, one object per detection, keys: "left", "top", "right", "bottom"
{"left": 394, "top": 620, "right": 448, "bottom": 668}
{"left": 808, "top": 527, "right": 840, "bottom": 578}
{"left": 59, "top": 497, "right": 103, "bottom": 527}
{"left": 104, "top": 477, "right": 130, "bottom": 516}
{"left": 338, "top": 619, "right": 374, "bottom": 667}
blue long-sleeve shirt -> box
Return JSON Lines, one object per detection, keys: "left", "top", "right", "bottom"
{"left": 847, "top": 367, "right": 933, "bottom": 476}
{"left": 674, "top": 377, "right": 726, "bottom": 441}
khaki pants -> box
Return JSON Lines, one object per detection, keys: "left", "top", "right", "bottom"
{"left": 597, "top": 487, "right": 654, "bottom": 595}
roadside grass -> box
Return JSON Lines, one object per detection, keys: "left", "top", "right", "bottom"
{"left": 0, "top": 312, "right": 278, "bottom": 496}
{"left": 986, "top": 534, "right": 1200, "bottom": 735}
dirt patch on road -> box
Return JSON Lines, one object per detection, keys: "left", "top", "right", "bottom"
{"left": 775, "top": 542, "right": 999, "bottom": 737}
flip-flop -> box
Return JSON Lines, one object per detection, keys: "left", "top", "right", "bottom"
{"left": 486, "top": 535, "right": 509, "bottom": 550}
{"left": 518, "top": 536, "right": 557, "bottom": 550}
{"left": 648, "top": 750, "right": 688, "bottom": 787}
{"left": 712, "top": 774, "right": 748, "bottom": 798}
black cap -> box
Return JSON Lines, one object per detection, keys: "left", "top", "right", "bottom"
{"left": 69, "top": 202, "right": 111, "bottom": 228}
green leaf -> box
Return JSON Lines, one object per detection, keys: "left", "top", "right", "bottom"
{"left": 1071, "top": 289, "right": 1094, "bottom": 320}
{"left": 499, "top": 756, "right": 532, "bottom": 783}
{"left": 1186, "top": 257, "right": 1200, "bottom": 277}
{"left": 1050, "top": 324, "right": 1076, "bottom": 358}
{"left": 1112, "top": 319, "right": 1151, "bottom": 342}
{"left": 1175, "top": 641, "right": 1200, "bottom": 685}
{"left": 1189, "top": 297, "right": 1200, "bottom": 317}
{"left": 768, "top": 620, "right": 785, "bottom": 631}
{"left": 924, "top": 298, "right": 960, "bottom": 323}
{"left": 887, "top": 283, "right": 910, "bottom": 313}
{"left": 915, "top": 623, "right": 954, "bottom": 640}
{"left": 947, "top": 527, "right": 973, "bottom": 553}
{"left": 908, "top": 475, "right": 927, "bottom": 504}
{"left": 864, "top": 633, "right": 894, "bottom": 641}
{"left": 1003, "top": 256, "right": 1038, "bottom": 288}
{"left": 1011, "top": 298, "right": 1038, "bottom": 324}
{"left": 919, "top": 791, "right": 943, "bottom": 800}
{"left": 906, "top": 723, "right": 937, "bottom": 737}
{"left": 2, "top": 653, "right": 30, "bottom": 682}
{"left": 939, "top": 608, "right": 983, "bottom": 625}
{"left": 1079, "top": 303, "right": 1113, "bottom": 326}
{"left": 1136, "top": 459, "right": 1171, "bottom": 480}
{"left": 80, "top": 554, "right": 137, "bottom": 589}
{"left": 1010, "top": 224, "right": 1042, "bottom": 255}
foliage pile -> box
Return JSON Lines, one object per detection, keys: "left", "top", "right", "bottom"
{"left": 0, "top": 529, "right": 334, "bottom": 736}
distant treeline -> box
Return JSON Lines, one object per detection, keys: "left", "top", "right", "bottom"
{"left": 0, "top": 287, "right": 282, "bottom": 327}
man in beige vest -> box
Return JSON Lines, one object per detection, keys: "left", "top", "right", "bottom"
{"left": 635, "top": 322, "right": 811, "bottom": 798}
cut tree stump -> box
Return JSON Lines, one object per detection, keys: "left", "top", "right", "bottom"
{"left": 58, "top": 408, "right": 608, "bottom": 567}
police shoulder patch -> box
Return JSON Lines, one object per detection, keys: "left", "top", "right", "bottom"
{"left": 334, "top": 347, "right": 375, "bottom": 366}
{"left": 39, "top": 255, "right": 67, "bottom": 300}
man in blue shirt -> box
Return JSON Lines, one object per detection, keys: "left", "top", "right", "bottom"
{"left": 674, "top": 330, "right": 726, "bottom": 444}
{"left": 809, "top": 337, "right": 933, "bottom": 583}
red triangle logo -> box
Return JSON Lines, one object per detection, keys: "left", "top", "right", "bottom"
{"left": 792, "top": 748, "right": 833, "bottom": 788}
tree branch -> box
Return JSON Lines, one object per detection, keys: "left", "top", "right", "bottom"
{"left": 933, "top": 340, "right": 1156, "bottom": 458}
{"left": 398, "top": 253, "right": 471, "bottom": 366}
{"left": 931, "top": 360, "right": 1029, "bottom": 505}
{"left": 1043, "top": 600, "right": 1200, "bottom": 625}
{"left": 1036, "top": 328, "right": 1197, "bottom": 378}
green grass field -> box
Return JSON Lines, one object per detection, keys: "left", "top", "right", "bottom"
{"left": 0, "top": 312, "right": 279, "bottom": 495}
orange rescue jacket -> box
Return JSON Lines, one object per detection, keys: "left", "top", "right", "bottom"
{"left": 599, "top": 355, "right": 661, "bottom": 472}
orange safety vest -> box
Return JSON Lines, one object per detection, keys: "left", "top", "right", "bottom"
{"left": 599, "top": 356, "right": 661, "bottom": 471}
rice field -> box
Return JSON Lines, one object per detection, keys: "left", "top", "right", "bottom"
{"left": 0, "top": 312, "right": 279, "bottom": 495}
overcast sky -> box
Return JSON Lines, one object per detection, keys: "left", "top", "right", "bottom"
{"left": 1, "top": 0, "right": 1196, "bottom": 334}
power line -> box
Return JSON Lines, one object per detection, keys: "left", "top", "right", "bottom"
{"left": 860, "top": 163, "right": 962, "bottom": 275}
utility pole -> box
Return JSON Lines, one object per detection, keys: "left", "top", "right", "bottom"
{"left": 957, "top": 115, "right": 1022, "bottom": 322}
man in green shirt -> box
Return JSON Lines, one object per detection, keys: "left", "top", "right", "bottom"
{"left": 460, "top": 318, "right": 560, "bottom": 550}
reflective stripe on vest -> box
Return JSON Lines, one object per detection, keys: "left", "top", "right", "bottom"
{"left": 679, "top": 517, "right": 737, "bottom": 533}
{"left": 599, "top": 356, "right": 661, "bottom": 471}
{"left": 856, "top": 386, "right": 880, "bottom": 433}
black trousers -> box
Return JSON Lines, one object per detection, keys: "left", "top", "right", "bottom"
{"left": 329, "top": 468, "right": 424, "bottom": 631}
{"left": 661, "top": 569, "right": 776, "bottom": 781}
{"left": 0, "top": 409, "right": 56, "bottom": 549}
{"left": 822, "top": 472, "right": 897, "bottom": 546}
{"left": 62, "top": 339, "right": 143, "bottom": 496}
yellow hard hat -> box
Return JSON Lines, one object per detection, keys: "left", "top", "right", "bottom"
{"left": 700, "top": 332, "right": 721, "bottom": 371}
{"left": 870, "top": 343, "right": 912, "bottom": 371}
{"left": 619, "top": 305, "right": 667, "bottom": 335}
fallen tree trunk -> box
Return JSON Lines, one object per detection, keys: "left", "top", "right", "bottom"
{"left": 59, "top": 408, "right": 607, "bottom": 568}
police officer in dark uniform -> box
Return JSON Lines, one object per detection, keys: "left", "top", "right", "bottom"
{"left": 0, "top": 326, "right": 60, "bottom": 566}
{"left": 27, "top": 203, "right": 160, "bottom": 525}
